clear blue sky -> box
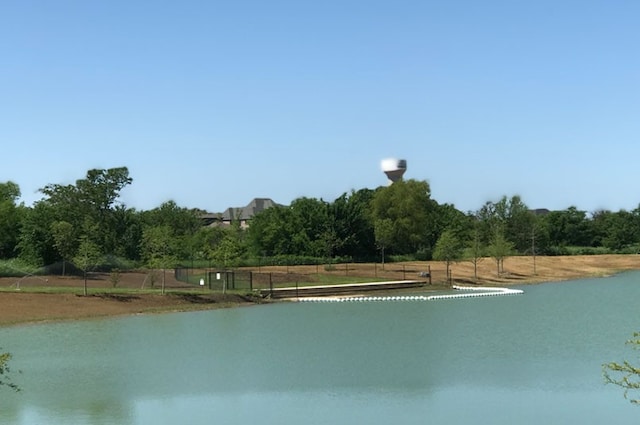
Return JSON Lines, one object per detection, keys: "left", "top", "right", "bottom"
{"left": 2, "top": 0, "right": 638, "bottom": 214}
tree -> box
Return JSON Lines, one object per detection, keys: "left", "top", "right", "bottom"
{"left": 246, "top": 205, "right": 293, "bottom": 256}
{"left": 433, "top": 229, "right": 463, "bottom": 284}
{"left": 288, "top": 197, "right": 332, "bottom": 257}
{"left": 371, "top": 179, "right": 437, "bottom": 255}
{"left": 464, "top": 218, "right": 485, "bottom": 281}
{"left": 543, "top": 206, "right": 592, "bottom": 248}
{"left": 140, "top": 201, "right": 201, "bottom": 259}
{"left": 487, "top": 229, "right": 513, "bottom": 276}
{"left": 477, "top": 195, "right": 535, "bottom": 253}
{"left": 591, "top": 209, "right": 640, "bottom": 251}
{"left": 0, "top": 181, "right": 22, "bottom": 259}
{"left": 51, "top": 221, "right": 76, "bottom": 275}
{"left": 17, "top": 201, "right": 58, "bottom": 265}
{"left": 331, "top": 189, "right": 376, "bottom": 261}
{"left": 603, "top": 332, "right": 640, "bottom": 404}
{"left": 209, "top": 233, "right": 243, "bottom": 269}
{"left": 40, "top": 167, "right": 133, "bottom": 258}
{"left": 73, "top": 236, "right": 103, "bottom": 296}
{"left": 374, "top": 218, "right": 394, "bottom": 269}
{"left": 141, "top": 225, "right": 176, "bottom": 295}
{"left": 0, "top": 350, "right": 19, "bottom": 392}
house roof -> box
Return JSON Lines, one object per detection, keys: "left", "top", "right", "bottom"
{"left": 221, "top": 198, "right": 281, "bottom": 221}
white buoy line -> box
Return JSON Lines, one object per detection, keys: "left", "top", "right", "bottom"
{"left": 298, "top": 285, "right": 523, "bottom": 303}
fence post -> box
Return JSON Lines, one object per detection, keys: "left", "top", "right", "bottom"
{"left": 269, "top": 273, "right": 273, "bottom": 298}
{"left": 429, "top": 265, "right": 432, "bottom": 285}
{"left": 403, "top": 265, "right": 406, "bottom": 280}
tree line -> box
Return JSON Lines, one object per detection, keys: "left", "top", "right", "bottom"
{"left": 1, "top": 166, "right": 640, "bottom": 274}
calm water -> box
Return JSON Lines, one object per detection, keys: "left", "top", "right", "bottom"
{"left": 2, "top": 272, "right": 640, "bottom": 424}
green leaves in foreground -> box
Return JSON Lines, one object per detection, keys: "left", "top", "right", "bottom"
{"left": 0, "top": 350, "right": 20, "bottom": 392}
{"left": 603, "top": 332, "right": 640, "bottom": 404}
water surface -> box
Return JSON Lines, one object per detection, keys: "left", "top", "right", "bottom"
{"left": 1, "top": 272, "right": 639, "bottom": 424}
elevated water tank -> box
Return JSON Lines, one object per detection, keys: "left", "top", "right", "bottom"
{"left": 381, "top": 158, "right": 407, "bottom": 184}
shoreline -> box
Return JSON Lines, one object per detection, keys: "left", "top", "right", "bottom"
{"left": 0, "top": 292, "right": 267, "bottom": 328}
{"left": 1, "top": 254, "right": 640, "bottom": 327}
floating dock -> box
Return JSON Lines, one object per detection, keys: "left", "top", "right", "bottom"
{"left": 259, "top": 280, "right": 427, "bottom": 299}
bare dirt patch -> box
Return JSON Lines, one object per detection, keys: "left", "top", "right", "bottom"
{"left": 0, "top": 272, "right": 263, "bottom": 326}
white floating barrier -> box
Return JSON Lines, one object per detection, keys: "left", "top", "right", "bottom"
{"left": 297, "top": 285, "right": 523, "bottom": 303}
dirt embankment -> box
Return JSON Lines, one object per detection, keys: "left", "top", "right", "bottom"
{"left": 0, "top": 272, "right": 264, "bottom": 326}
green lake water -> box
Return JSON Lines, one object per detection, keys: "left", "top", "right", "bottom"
{"left": 1, "top": 272, "right": 640, "bottom": 424}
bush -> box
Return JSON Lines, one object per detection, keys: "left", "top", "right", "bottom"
{"left": 566, "top": 246, "right": 612, "bottom": 256}
{"left": 543, "top": 245, "right": 570, "bottom": 256}
{"left": 415, "top": 247, "right": 433, "bottom": 261}
{"left": 389, "top": 254, "right": 417, "bottom": 262}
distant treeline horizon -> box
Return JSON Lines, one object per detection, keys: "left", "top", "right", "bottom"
{"left": 1, "top": 166, "right": 639, "bottom": 274}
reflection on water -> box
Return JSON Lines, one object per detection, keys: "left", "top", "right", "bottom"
{"left": 2, "top": 272, "right": 640, "bottom": 424}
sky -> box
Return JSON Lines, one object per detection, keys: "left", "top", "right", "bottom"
{"left": 1, "top": 0, "right": 639, "bottom": 214}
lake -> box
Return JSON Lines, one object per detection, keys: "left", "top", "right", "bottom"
{"left": 1, "top": 272, "right": 640, "bottom": 424}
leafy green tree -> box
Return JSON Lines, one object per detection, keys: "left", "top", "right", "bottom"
{"left": 141, "top": 225, "right": 177, "bottom": 295}
{"left": 246, "top": 205, "right": 293, "bottom": 256}
{"left": 39, "top": 167, "right": 133, "bottom": 259}
{"left": 191, "top": 225, "right": 227, "bottom": 261}
{"left": 73, "top": 236, "right": 103, "bottom": 296}
{"left": 51, "top": 221, "right": 76, "bottom": 275}
{"left": 248, "top": 191, "right": 377, "bottom": 261}
{"left": 105, "top": 205, "right": 143, "bottom": 260}
{"left": 477, "top": 195, "right": 535, "bottom": 253}
{"left": 17, "top": 201, "right": 58, "bottom": 265}
{"left": 487, "top": 229, "right": 513, "bottom": 275}
{"left": 503, "top": 195, "right": 536, "bottom": 252}
{"left": 289, "top": 197, "right": 333, "bottom": 257}
{"left": 371, "top": 179, "right": 437, "bottom": 255}
{"left": 374, "top": 218, "right": 394, "bottom": 269}
{"left": 73, "top": 167, "right": 133, "bottom": 217}
{"left": 542, "top": 206, "right": 592, "bottom": 248}
{"left": 0, "top": 350, "right": 19, "bottom": 392}
{"left": 591, "top": 209, "right": 640, "bottom": 251}
{"left": 140, "top": 201, "right": 201, "bottom": 260}
{"left": 209, "top": 232, "right": 244, "bottom": 269}
{"left": 433, "top": 229, "right": 463, "bottom": 283}
{"left": 331, "top": 189, "right": 376, "bottom": 260}
{"left": 603, "top": 332, "right": 640, "bottom": 404}
{"left": 0, "top": 181, "right": 23, "bottom": 259}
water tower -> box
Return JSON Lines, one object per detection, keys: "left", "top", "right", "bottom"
{"left": 381, "top": 158, "right": 407, "bottom": 184}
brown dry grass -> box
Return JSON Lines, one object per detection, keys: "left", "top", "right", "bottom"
{"left": 1, "top": 254, "right": 639, "bottom": 326}
{"left": 252, "top": 254, "right": 640, "bottom": 286}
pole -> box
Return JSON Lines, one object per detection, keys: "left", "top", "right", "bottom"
{"left": 532, "top": 228, "right": 537, "bottom": 275}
